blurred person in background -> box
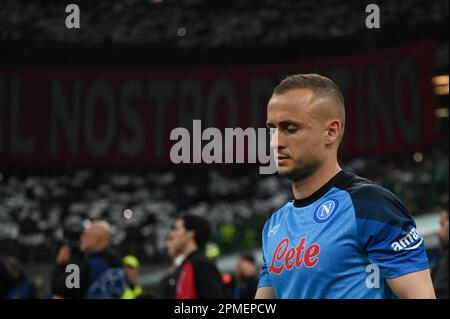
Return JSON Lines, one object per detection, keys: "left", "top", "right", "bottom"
{"left": 433, "top": 199, "right": 449, "bottom": 299}
{"left": 52, "top": 220, "right": 122, "bottom": 298}
{"left": 121, "top": 255, "right": 142, "bottom": 299}
{"left": 233, "top": 253, "right": 259, "bottom": 299}
{"left": 0, "top": 256, "right": 36, "bottom": 299}
{"left": 158, "top": 233, "right": 185, "bottom": 298}
{"left": 0, "top": 256, "right": 13, "bottom": 298}
{"left": 81, "top": 220, "right": 123, "bottom": 298}
{"left": 168, "top": 214, "right": 224, "bottom": 299}
{"left": 51, "top": 221, "right": 85, "bottom": 298}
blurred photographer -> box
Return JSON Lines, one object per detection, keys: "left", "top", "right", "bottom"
{"left": 50, "top": 218, "right": 85, "bottom": 299}
{"left": 51, "top": 219, "right": 121, "bottom": 298}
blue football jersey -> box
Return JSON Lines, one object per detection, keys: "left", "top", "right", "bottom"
{"left": 258, "top": 170, "right": 430, "bottom": 299}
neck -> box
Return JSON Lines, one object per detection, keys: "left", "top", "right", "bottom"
{"left": 183, "top": 241, "right": 199, "bottom": 257}
{"left": 291, "top": 158, "right": 341, "bottom": 200}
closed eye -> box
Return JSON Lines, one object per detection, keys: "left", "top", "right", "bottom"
{"left": 283, "top": 124, "right": 298, "bottom": 134}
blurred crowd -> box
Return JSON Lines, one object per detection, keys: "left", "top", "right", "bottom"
{"left": 0, "top": 202, "right": 448, "bottom": 299}
{"left": 0, "top": 166, "right": 288, "bottom": 263}
{"left": 0, "top": 214, "right": 262, "bottom": 299}
{"left": 0, "top": 0, "right": 448, "bottom": 48}
{"left": 0, "top": 148, "right": 448, "bottom": 265}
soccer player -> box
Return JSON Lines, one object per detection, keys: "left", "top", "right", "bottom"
{"left": 255, "top": 74, "right": 436, "bottom": 299}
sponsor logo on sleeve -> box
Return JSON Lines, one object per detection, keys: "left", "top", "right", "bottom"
{"left": 390, "top": 227, "right": 423, "bottom": 252}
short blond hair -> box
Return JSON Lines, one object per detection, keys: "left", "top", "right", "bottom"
{"left": 273, "top": 73, "right": 344, "bottom": 108}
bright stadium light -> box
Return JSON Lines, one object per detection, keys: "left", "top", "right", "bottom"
{"left": 434, "top": 85, "right": 449, "bottom": 95}
{"left": 435, "top": 107, "right": 449, "bottom": 118}
{"left": 413, "top": 152, "right": 423, "bottom": 163}
{"left": 124, "top": 208, "right": 133, "bottom": 219}
{"left": 432, "top": 75, "right": 449, "bottom": 86}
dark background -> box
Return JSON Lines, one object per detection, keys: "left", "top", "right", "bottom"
{"left": 0, "top": 0, "right": 448, "bottom": 297}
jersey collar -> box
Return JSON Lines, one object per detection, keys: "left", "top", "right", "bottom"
{"left": 293, "top": 170, "right": 346, "bottom": 207}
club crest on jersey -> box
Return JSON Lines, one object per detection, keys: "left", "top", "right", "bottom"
{"left": 314, "top": 199, "right": 339, "bottom": 223}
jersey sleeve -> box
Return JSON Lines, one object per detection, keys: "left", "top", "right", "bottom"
{"left": 350, "top": 184, "right": 430, "bottom": 279}
{"left": 257, "top": 221, "right": 272, "bottom": 288}
{"left": 257, "top": 255, "right": 272, "bottom": 288}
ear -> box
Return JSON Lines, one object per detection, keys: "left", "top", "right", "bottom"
{"left": 186, "top": 229, "right": 195, "bottom": 240}
{"left": 324, "top": 119, "right": 341, "bottom": 145}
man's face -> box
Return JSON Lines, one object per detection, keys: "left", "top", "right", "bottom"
{"left": 235, "top": 258, "right": 245, "bottom": 278}
{"left": 235, "top": 258, "right": 257, "bottom": 278}
{"left": 80, "top": 226, "right": 97, "bottom": 252}
{"left": 165, "top": 234, "right": 178, "bottom": 260}
{"left": 124, "top": 266, "right": 139, "bottom": 284}
{"left": 169, "top": 219, "right": 192, "bottom": 255}
{"left": 439, "top": 210, "right": 449, "bottom": 247}
{"left": 267, "top": 89, "right": 327, "bottom": 181}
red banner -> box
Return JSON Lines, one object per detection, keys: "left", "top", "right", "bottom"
{"left": 0, "top": 41, "right": 436, "bottom": 165}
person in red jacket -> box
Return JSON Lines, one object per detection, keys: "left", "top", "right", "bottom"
{"left": 168, "top": 214, "right": 224, "bottom": 299}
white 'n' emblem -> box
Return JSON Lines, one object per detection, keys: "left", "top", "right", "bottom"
{"left": 319, "top": 201, "right": 334, "bottom": 218}
{"left": 314, "top": 199, "right": 339, "bottom": 223}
